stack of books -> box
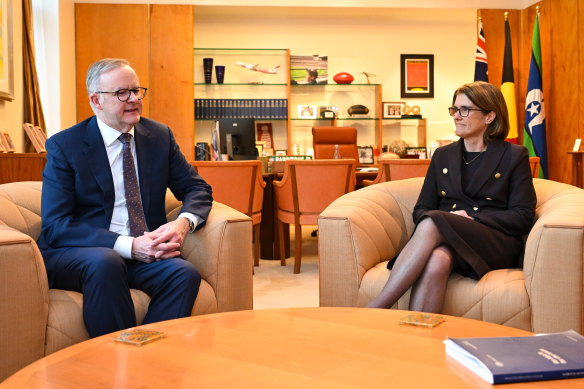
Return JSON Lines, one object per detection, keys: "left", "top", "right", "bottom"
{"left": 195, "top": 98, "right": 288, "bottom": 120}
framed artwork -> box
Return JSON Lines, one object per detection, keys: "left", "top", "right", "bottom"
{"left": 382, "top": 102, "right": 405, "bottom": 118}
{"left": 290, "top": 54, "right": 328, "bottom": 85}
{"left": 405, "top": 147, "right": 427, "bottom": 159}
{"left": 0, "top": 132, "right": 15, "bottom": 152}
{"left": 22, "top": 123, "right": 46, "bottom": 153}
{"left": 256, "top": 122, "right": 274, "bottom": 149}
{"left": 0, "top": 0, "right": 14, "bottom": 101}
{"left": 255, "top": 141, "right": 266, "bottom": 157}
{"left": 400, "top": 54, "right": 434, "bottom": 98}
{"left": 275, "top": 149, "right": 287, "bottom": 156}
{"left": 357, "top": 146, "right": 374, "bottom": 164}
{"left": 297, "top": 105, "right": 318, "bottom": 119}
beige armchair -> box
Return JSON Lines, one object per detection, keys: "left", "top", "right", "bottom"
{"left": 318, "top": 177, "right": 584, "bottom": 334}
{"left": 0, "top": 181, "right": 253, "bottom": 381}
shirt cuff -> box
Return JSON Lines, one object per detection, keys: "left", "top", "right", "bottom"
{"left": 114, "top": 235, "right": 134, "bottom": 259}
{"left": 178, "top": 212, "right": 201, "bottom": 233}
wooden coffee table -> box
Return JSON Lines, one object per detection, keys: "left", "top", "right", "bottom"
{"left": 3, "top": 307, "right": 583, "bottom": 388}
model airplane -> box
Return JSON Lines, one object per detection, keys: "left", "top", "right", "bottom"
{"left": 235, "top": 61, "right": 280, "bottom": 74}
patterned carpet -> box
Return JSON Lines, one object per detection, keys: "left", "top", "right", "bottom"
{"left": 253, "top": 225, "right": 319, "bottom": 310}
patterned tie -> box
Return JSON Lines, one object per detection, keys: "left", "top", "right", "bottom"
{"left": 119, "top": 133, "right": 147, "bottom": 237}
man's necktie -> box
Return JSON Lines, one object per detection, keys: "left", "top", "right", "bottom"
{"left": 119, "top": 133, "right": 147, "bottom": 237}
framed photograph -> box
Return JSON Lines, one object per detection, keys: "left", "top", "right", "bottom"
{"left": 22, "top": 123, "right": 46, "bottom": 153}
{"left": 290, "top": 54, "right": 328, "bottom": 85}
{"left": 0, "top": 132, "right": 15, "bottom": 152}
{"left": 256, "top": 122, "right": 274, "bottom": 149}
{"left": 382, "top": 102, "right": 405, "bottom": 118}
{"left": 255, "top": 141, "right": 266, "bottom": 157}
{"left": 400, "top": 54, "right": 434, "bottom": 98}
{"left": 297, "top": 105, "right": 318, "bottom": 119}
{"left": 0, "top": 0, "right": 14, "bottom": 101}
{"left": 357, "top": 146, "right": 374, "bottom": 164}
{"left": 405, "top": 147, "right": 427, "bottom": 159}
{"left": 275, "top": 149, "right": 287, "bottom": 156}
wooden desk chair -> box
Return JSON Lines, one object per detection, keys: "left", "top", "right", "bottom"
{"left": 273, "top": 159, "right": 356, "bottom": 273}
{"left": 190, "top": 160, "right": 265, "bottom": 266}
{"left": 312, "top": 126, "right": 360, "bottom": 163}
{"left": 362, "top": 158, "right": 431, "bottom": 186}
{"left": 529, "top": 156, "right": 540, "bottom": 178}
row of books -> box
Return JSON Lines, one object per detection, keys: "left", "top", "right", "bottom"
{"left": 195, "top": 99, "right": 288, "bottom": 120}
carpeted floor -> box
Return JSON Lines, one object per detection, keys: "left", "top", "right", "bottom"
{"left": 252, "top": 225, "right": 319, "bottom": 310}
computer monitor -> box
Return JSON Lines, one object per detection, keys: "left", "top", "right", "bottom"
{"left": 218, "top": 118, "right": 258, "bottom": 160}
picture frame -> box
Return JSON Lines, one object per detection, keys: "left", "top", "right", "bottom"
{"left": 256, "top": 122, "right": 274, "bottom": 149}
{"left": 0, "top": 0, "right": 14, "bottom": 101}
{"left": 22, "top": 123, "right": 46, "bottom": 153}
{"left": 290, "top": 55, "right": 328, "bottom": 85}
{"left": 400, "top": 54, "right": 434, "bottom": 98}
{"left": 275, "top": 149, "right": 287, "bottom": 156}
{"left": 255, "top": 141, "right": 266, "bottom": 157}
{"left": 382, "top": 102, "right": 405, "bottom": 118}
{"left": 357, "top": 146, "right": 374, "bottom": 164}
{"left": 405, "top": 146, "right": 427, "bottom": 159}
{"left": 0, "top": 132, "right": 15, "bottom": 152}
{"left": 297, "top": 104, "right": 318, "bottom": 119}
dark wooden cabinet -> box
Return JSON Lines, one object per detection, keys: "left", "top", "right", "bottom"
{"left": 0, "top": 154, "right": 46, "bottom": 184}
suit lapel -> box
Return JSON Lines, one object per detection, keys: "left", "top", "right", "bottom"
{"left": 134, "top": 121, "right": 153, "bottom": 217}
{"left": 83, "top": 117, "right": 115, "bottom": 220}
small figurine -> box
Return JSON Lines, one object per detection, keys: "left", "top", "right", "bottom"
{"left": 361, "top": 72, "right": 377, "bottom": 84}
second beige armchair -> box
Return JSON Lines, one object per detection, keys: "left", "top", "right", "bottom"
{"left": 318, "top": 177, "right": 584, "bottom": 335}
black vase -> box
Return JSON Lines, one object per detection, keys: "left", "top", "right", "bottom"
{"left": 203, "top": 58, "right": 213, "bottom": 84}
{"left": 215, "top": 65, "right": 225, "bottom": 84}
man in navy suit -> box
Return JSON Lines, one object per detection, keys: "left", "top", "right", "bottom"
{"left": 38, "top": 58, "right": 213, "bottom": 337}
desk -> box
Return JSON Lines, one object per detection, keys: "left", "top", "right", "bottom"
{"left": 568, "top": 151, "right": 584, "bottom": 188}
{"left": 3, "top": 307, "right": 582, "bottom": 388}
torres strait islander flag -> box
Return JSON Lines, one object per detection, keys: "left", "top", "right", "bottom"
{"left": 474, "top": 18, "right": 488, "bottom": 82}
{"left": 501, "top": 17, "right": 518, "bottom": 144}
{"left": 524, "top": 13, "right": 548, "bottom": 178}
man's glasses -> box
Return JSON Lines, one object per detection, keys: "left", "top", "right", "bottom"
{"left": 96, "top": 87, "right": 148, "bottom": 102}
{"left": 448, "top": 106, "right": 485, "bottom": 117}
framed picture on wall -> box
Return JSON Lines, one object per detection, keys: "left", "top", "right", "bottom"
{"left": 400, "top": 54, "right": 434, "bottom": 98}
{"left": 0, "top": 0, "right": 15, "bottom": 101}
{"left": 382, "top": 102, "right": 405, "bottom": 118}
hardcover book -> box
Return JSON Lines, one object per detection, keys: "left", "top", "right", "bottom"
{"left": 444, "top": 330, "right": 584, "bottom": 384}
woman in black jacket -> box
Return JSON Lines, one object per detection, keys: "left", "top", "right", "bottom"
{"left": 367, "top": 81, "right": 536, "bottom": 312}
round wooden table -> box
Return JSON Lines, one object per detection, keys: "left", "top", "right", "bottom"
{"left": 3, "top": 307, "right": 583, "bottom": 388}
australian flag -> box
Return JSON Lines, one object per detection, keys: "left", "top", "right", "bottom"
{"left": 474, "top": 19, "right": 488, "bottom": 82}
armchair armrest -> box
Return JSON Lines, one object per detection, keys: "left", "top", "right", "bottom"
{"left": 318, "top": 178, "right": 423, "bottom": 307}
{"left": 166, "top": 199, "right": 253, "bottom": 312}
{"left": 0, "top": 225, "right": 49, "bottom": 381}
{"left": 523, "top": 180, "right": 584, "bottom": 333}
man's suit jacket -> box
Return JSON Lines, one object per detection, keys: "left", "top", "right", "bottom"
{"left": 38, "top": 116, "right": 212, "bottom": 251}
{"left": 413, "top": 138, "right": 536, "bottom": 238}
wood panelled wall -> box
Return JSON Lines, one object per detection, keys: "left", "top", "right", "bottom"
{"left": 480, "top": 0, "right": 583, "bottom": 184}
{"left": 75, "top": 4, "right": 195, "bottom": 160}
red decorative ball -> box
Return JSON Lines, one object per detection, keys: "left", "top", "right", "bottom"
{"left": 333, "top": 72, "right": 354, "bottom": 84}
